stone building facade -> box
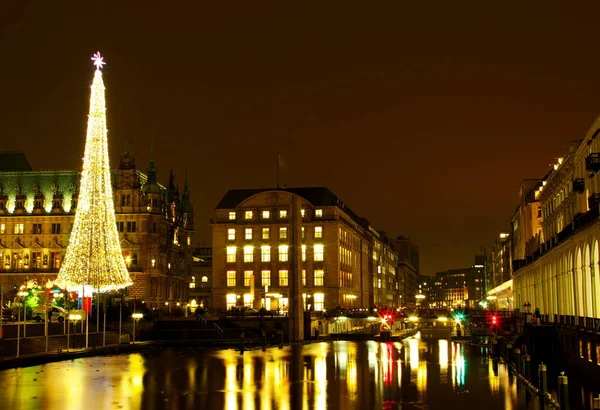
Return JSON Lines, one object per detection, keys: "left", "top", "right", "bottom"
{"left": 0, "top": 149, "right": 194, "bottom": 311}
{"left": 211, "top": 187, "right": 400, "bottom": 313}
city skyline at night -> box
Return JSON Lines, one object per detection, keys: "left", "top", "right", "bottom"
{"left": 3, "top": 3, "right": 600, "bottom": 275}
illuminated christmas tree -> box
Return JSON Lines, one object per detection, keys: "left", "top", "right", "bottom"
{"left": 56, "top": 52, "right": 132, "bottom": 292}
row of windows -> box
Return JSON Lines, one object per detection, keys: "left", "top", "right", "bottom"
{"left": 225, "top": 292, "right": 325, "bottom": 311}
{"left": 0, "top": 223, "right": 62, "bottom": 235}
{"left": 229, "top": 209, "right": 323, "bottom": 221}
{"left": 226, "top": 245, "right": 324, "bottom": 263}
{"left": 0, "top": 251, "right": 62, "bottom": 269}
{"left": 226, "top": 269, "right": 324, "bottom": 287}
{"left": 227, "top": 226, "right": 322, "bottom": 241}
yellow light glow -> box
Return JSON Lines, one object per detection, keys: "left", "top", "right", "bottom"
{"left": 55, "top": 66, "right": 132, "bottom": 292}
{"left": 132, "top": 313, "right": 143, "bottom": 320}
{"left": 408, "top": 316, "right": 419, "bottom": 322}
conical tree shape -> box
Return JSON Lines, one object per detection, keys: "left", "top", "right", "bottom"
{"left": 56, "top": 61, "right": 132, "bottom": 292}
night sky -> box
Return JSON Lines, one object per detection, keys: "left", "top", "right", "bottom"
{"left": 2, "top": 2, "right": 600, "bottom": 276}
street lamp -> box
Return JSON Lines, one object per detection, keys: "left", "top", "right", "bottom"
{"left": 67, "top": 313, "right": 82, "bottom": 352}
{"left": 132, "top": 313, "right": 143, "bottom": 344}
{"left": 16, "top": 290, "right": 28, "bottom": 358}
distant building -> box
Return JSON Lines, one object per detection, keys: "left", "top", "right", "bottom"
{"left": 210, "top": 187, "right": 399, "bottom": 313}
{"left": 429, "top": 259, "right": 485, "bottom": 309}
{"left": 391, "top": 235, "right": 419, "bottom": 308}
{"left": 190, "top": 247, "right": 212, "bottom": 311}
{"left": 0, "top": 149, "right": 194, "bottom": 312}
{"left": 491, "top": 232, "right": 511, "bottom": 289}
{"left": 511, "top": 179, "right": 544, "bottom": 272}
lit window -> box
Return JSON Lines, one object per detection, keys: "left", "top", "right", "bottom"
{"left": 261, "top": 245, "right": 271, "bottom": 262}
{"left": 279, "top": 210, "right": 287, "bottom": 218}
{"left": 187, "top": 236, "right": 191, "bottom": 246}
{"left": 301, "top": 209, "right": 305, "bottom": 218}
{"left": 378, "top": 278, "right": 382, "bottom": 289}
{"left": 314, "top": 270, "right": 324, "bottom": 286}
{"left": 279, "top": 245, "right": 289, "bottom": 261}
{"left": 228, "top": 229, "right": 235, "bottom": 241}
{"left": 244, "top": 246, "right": 254, "bottom": 263}
{"left": 279, "top": 270, "right": 289, "bottom": 286}
{"left": 279, "top": 227, "right": 287, "bottom": 239}
{"left": 302, "top": 245, "right": 306, "bottom": 262}
{"left": 262, "top": 210, "right": 270, "bottom": 219}
{"left": 14, "top": 223, "right": 24, "bottom": 234}
{"left": 314, "top": 244, "right": 324, "bottom": 261}
{"left": 315, "top": 209, "right": 323, "bottom": 218}
{"left": 262, "top": 227, "right": 270, "bottom": 239}
{"left": 201, "top": 276, "right": 208, "bottom": 283}
{"left": 301, "top": 226, "right": 305, "bottom": 239}
{"left": 245, "top": 211, "right": 253, "bottom": 220}
{"left": 226, "top": 246, "right": 236, "bottom": 263}
{"left": 226, "top": 294, "right": 236, "bottom": 310}
{"left": 314, "top": 293, "right": 324, "bottom": 311}
{"left": 261, "top": 270, "right": 271, "bottom": 287}
{"left": 302, "top": 269, "right": 306, "bottom": 286}
{"left": 245, "top": 228, "right": 252, "bottom": 240}
{"left": 244, "top": 270, "right": 253, "bottom": 287}
{"left": 315, "top": 226, "right": 322, "bottom": 238}
{"left": 229, "top": 212, "right": 236, "bottom": 220}
{"left": 0, "top": 224, "right": 5, "bottom": 234}
{"left": 227, "top": 271, "right": 236, "bottom": 287}
{"left": 189, "top": 282, "right": 196, "bottom": 289}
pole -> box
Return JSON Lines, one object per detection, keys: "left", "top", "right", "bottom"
{"left": 538, "top": 363, "right": 547, "bottom": 395}
{"left": 0, "top": 285, "right": 3, "bottom": 340}
{"left": 16, "top": 304, "right": 20, "bottom": 358}
{"left": 276, "top": 150, "right": 280, "bottom": 189}
{"left": 85, "top": 285, "right": 89, "bottom": 348}
{"left": 118, "top": 291, "right": 122, "bottom": 345}
{"left": 103, "top": 293, "right": 106, "bottom": 347}
{"left": 67, "top": 317, "right": 70, "bottom": 352}
{"left": 133, "top": 318, "right": 136, "bottom": 344}
{"left": 45, "top": 309, "right": 48, "bottom": 353}
{"left": 96, "top": 287, "right": 100, "bottom": 340}
{"left": 23, "top": 296, "right": 26, "bottom": 338}
{"left": 558, "top": 372, "right": 569, "bottom": 410}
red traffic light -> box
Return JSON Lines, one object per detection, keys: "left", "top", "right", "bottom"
{"left": 492, "top": 315, "right": 497, "bottom": 325}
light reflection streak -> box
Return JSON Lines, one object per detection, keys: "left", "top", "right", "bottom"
{"left": 489, "top": 360, "right": 500, "bottom": 394}
{"left": 452, "top": 342, "right": 465, "bottom": 388}
{"left": 346, "top": 343, "right": 358, "bottom": 398}
{"left": 314, "top": 351, "right": 327, "bottom": 410}
{"left": 224, "top": 352, "right": 238, "bottom": 410}
{"left": 243, "top": 354, "right": 255, "bottom": 410}
{"left": 439, "top": 339, "right": 449, "bottom": 384}
{"left": 382, "top": 342, "right": 393, "bottom": 386}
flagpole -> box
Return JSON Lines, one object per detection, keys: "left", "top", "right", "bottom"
{"left": 276, "top": 150, "right": 280, "bottom": 189}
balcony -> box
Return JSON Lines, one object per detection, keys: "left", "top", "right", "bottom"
{"left": 585, "top": 153, "right": 600, "bottom": 172}
{"left": 588, "top": 193, "right": 600, "bottom": 210}
{"left": 573, "top": 178, "right": 585, "bottom": 194}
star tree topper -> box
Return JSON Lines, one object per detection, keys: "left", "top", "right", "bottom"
{"left": 91, "top": 52, "right": 105, "bottom": 70}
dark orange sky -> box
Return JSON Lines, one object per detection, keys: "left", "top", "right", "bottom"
{"left": 1, "top": 2, "right": 600, "bottom": 275}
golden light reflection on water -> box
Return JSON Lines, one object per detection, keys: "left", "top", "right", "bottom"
{"left": 0, "top": 339, "right": 540, "bottom": 410}
{"left": 439, "top": 339, "right": 449, "bottom": 384}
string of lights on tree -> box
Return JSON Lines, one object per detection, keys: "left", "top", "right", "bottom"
{"left": 55, "top": 52, "right": 132, "bottom": 292}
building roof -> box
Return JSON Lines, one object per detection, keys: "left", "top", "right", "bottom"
{"left": 0, "top": 152, "right": 33, "bottom": 172}
{"left": 216, "top": 187, "right": 363, "bottom": 224}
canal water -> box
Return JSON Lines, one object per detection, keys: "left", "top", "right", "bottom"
{"left": 1, "top": 336, "right": 546, "bottom": 410}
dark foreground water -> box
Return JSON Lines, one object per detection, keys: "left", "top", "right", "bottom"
{"left": 1, "top": 336, "right": 545, "bottom": 410}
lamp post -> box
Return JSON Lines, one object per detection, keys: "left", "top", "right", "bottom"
{"left": 132, "top": 313, "right": 143, "bottom": 344}
{"left": 16, "top": 290, "right": 28, "bottom": 358}
{"left": 67, "top": 313, "right": 82, "bottom": 352}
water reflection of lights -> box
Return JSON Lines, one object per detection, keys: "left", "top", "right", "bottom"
{"left": 346, "top": 343, "right": 358, "bottom": 398}
{"left": 439, "top": 339, "right": 449, "bottom": 384}
{"left": 488, "top": 360, "right": 500, "bottom": 394}
{"left": 381, "top": 342, "right": 394, "bottom": 386}
{"left": 314, "top": 350, "right": 327, "bottom": 410}
{"left": 224, "top": 352, "right": 239, "bottom": 410}
{"left": 451, "top": 342, "right": 466, "bottom": 388}
{"left": 408, "top": 338, "right": 419, "bottom": 370}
